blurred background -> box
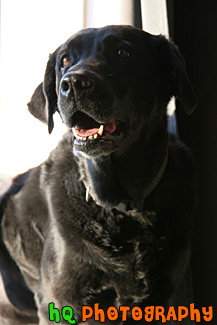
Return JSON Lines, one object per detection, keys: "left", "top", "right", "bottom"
{"left": 1, "top": 0, "right": 217, "bottom": 323}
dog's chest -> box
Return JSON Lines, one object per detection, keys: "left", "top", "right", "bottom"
{"left": 60, "top": 196, "right": 165, "bottom": 272}
{"left": 55, "top": 202, "right": 166, "bottom": 303}
{"left": 47, "top": 154, "right": 167, "bottom": 289}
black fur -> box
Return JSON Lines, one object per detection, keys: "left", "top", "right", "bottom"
{"left": 0, "top": 171, "right": 38, "bottom": 318}
{"left": 0, "top": 25, "right": 197, "bottom": 324}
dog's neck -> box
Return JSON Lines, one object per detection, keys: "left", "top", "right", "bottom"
{"left": 78, "top": 125, "right": 169, "bottom": 211}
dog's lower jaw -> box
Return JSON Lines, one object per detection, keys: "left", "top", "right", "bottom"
{"left": 78, "top": 131, "right": 169, "bottom": 210}
{"left": 78, "top": 155, "right": 126, "bottom": 208}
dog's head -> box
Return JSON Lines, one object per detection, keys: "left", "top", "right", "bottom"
{"left": 28, "top": 25, "right": 197, "bottom": 158}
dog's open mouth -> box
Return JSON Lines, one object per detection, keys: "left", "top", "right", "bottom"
{"left": 72, "top": 111, "right": 118, "bottom": 142}
{"left": 71, "top": 111, "right": 127, "bottom": 157}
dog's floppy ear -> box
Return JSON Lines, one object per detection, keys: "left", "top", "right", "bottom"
{"left": 28, "top": 48, "right": 60, "bottom": 134}
{"left": 153, "top": 35, "right": 197, "bottom": 114}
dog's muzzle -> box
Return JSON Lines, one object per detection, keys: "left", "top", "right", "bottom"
{"left": 58, "top": 71, "right": 128, "bottom": 158}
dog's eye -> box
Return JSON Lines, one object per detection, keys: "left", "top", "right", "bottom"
{"left": 117, "top": 48, "right": 131, "bottom": 59}
{"left": 61, "top": 55, "right": 71, "bottom": 68}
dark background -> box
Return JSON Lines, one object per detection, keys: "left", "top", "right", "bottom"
{"left": 134, "top": 0, "right": 217, "bottom": 322}
{"left": 167, "top": 0, "right": 217, "bottom": 322}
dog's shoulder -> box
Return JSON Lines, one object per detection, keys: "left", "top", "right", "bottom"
{"left": 40, "top": 131, "right": 85, "bottom": 197}
{"left": 0, "top": 169, "right": 34, "bottom": 222}
{"left": 2, "top": 132, "right": 82, "bottom": 235}
{"left": 0, "top": 169, "right": 38, "bottom": 314}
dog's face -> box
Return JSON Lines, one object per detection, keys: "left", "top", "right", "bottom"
{"left": 28, "top": 25, "right": 197, "bottom": 158}
{"left": 57, "top": 26, "right": 161, "bottom": 158}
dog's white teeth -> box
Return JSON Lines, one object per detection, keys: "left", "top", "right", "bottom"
{"left": 98, "top": 125, "right": 104, "bottom": 136}
{"left": 82, "top": 81, "right": 86, "bottom": 88}
{"left": 72, "top": 127, "right": 77, "bottom": 137}
{"left": 72, "top": 126, "right": 103, "bottom": 142}
{"left": 72, "top": 128, "right": 82, "bottom": 141}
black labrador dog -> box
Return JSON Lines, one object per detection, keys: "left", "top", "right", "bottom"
{"left": 0, "top": 25, "right": 197, "bottom": 324}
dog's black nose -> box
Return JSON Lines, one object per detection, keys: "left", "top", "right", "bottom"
{"left": 60, "top": 73, "right": 93, "bottom": 101}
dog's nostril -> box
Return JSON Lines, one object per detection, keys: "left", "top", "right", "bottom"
{"left": 61, "top": 80, "right": 70, "bottom": 94}
{"left": 74, "top": 79, "right": 92, "bottom": 91}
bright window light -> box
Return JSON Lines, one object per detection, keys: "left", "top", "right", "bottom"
{"left": 0, "top": 0, "right": 84, "bottom": 176}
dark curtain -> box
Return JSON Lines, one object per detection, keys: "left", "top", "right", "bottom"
{"left": 167, "top": 0, "right": 217, "bottom": 320}
{"left": 132, "top": 0, "right": 142, "bottom": 28}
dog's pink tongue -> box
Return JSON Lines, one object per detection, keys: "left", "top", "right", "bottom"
{"left": 76, "top": 121, "right": 116, "bottom": 137}
{"left": 104, "top": 121, "right": 116, "bottom": 134}
{"left": 77, "top": 128, "right": 99, "bottom": 137}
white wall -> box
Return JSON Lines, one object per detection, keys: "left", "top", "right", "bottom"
{"left": 141, "top": 0, "right": 169, "bottom": 35}
{"left": 84, "top": 0, "right": 134, "bottom": 27}
{"left": 0, "top": 0, "right": 84, "bottom": 176}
